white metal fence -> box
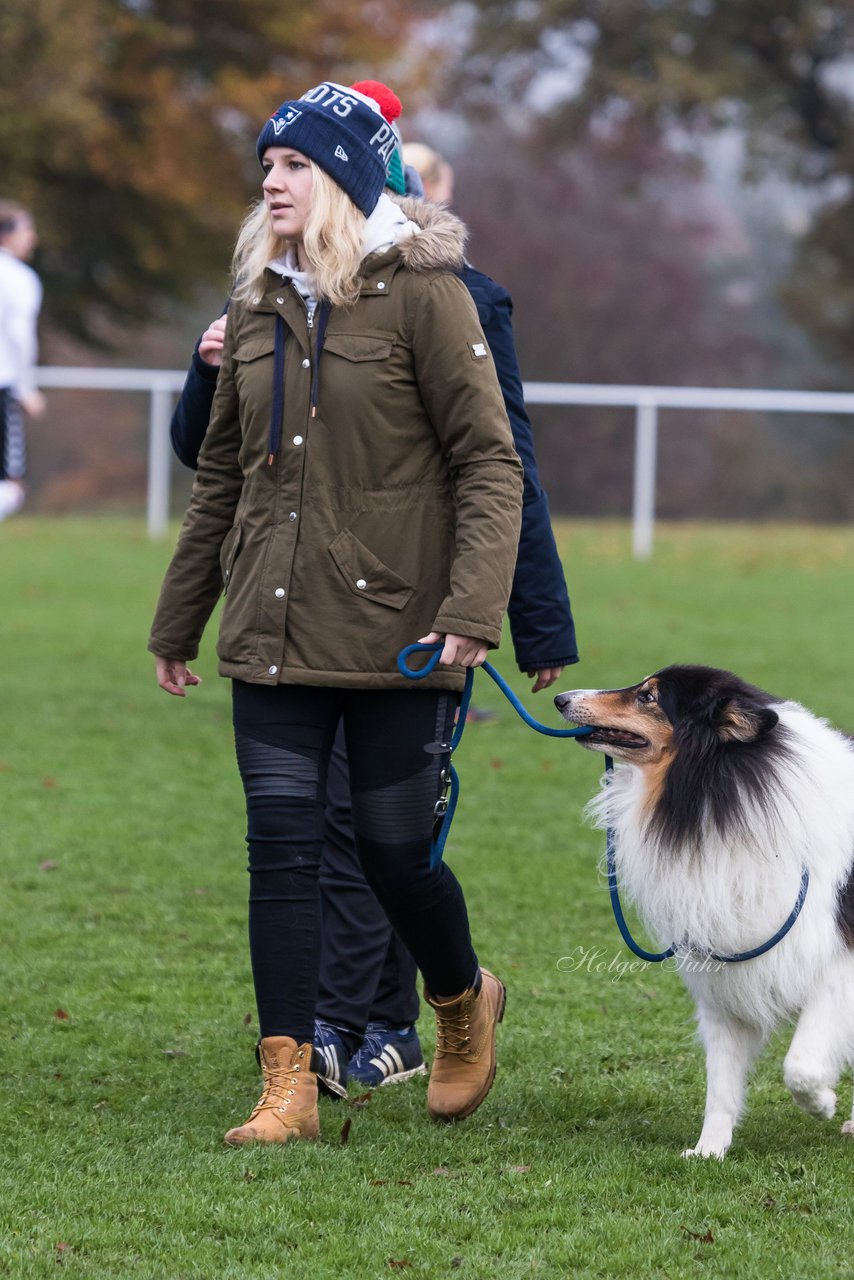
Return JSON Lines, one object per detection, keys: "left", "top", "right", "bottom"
{"left": 35, "top": 367, "right": 854, "bottom": 557}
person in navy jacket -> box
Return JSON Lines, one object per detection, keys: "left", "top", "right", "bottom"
{"left": 169, "top": 160, "right": 578, "bottom": 1096}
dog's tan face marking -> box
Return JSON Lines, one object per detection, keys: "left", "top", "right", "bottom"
{"left": 554, "top": 676, "right": 675, "bottom": 766}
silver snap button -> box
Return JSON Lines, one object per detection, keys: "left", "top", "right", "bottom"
{"left": 276, "top": 296, "right": 284, "bottom": 304}
{"left": 293, "top": 435, "right": 303, "bottom": 446}
{"left": 356, "top": 578, "right": 367, "bottom": 589}
{"left": 376, "top": 282, "right": 385, "bottom": 290}
{"left": 252, "top": 296, "right": 260, "bottom": 304}
{"left": 275, "top": 588, "right": 285, "bottom": 599}
{"left": 268, "top": 665, "right": 278, "bottom": 675}
{"left": 301, "top": 358, "right": 310, "bottom": 369}
{"left": 289, "top": 512, "right": 297, "bottom": 522}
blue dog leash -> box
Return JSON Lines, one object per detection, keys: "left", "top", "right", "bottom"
{"left": 397, "top": 642, "right": 593, "bottom": 867}
{"left": 397, "top": 643, "right": 810, "bottom": 963}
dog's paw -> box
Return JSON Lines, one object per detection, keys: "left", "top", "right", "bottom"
{"left": 840, "top": 1119, "right": 854, "bottom": 1137}
{"left": 681, "top": 1143, "right": 727, "bottom": 1160}
{"left": 791, "top": 1086, "right": 837, "bottom": 1119}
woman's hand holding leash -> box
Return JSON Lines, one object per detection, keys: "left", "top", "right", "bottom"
{"left": 418, "top": 632, "right": 488, "bottom": 668}
{"left": 155, "top": 655, "right": 202, "bottom": 697}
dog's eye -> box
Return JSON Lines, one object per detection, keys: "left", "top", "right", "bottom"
{"left": 637, "top": 689, "right": 657, "bottom": 705}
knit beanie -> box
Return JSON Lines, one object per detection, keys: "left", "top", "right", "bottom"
{"left": 256, "top": 81, "right": 402, "bottom": 216}
{"left": 349, "top": 81, "right": 406, "bottom": 196}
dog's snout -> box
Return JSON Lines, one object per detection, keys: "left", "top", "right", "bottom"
{"left": 554, "top": 692, "right": 572, "bottom": 711}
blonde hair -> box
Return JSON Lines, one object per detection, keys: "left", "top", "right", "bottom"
{"left": 232, "top": 161, "right": 366, "bottom": 308}
{"left": 401, "top": 143, "right": 445, "bottom": 189}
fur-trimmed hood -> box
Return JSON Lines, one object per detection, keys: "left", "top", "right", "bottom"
{"left": 387, "top": 195, "right": 468, "bottom": 273}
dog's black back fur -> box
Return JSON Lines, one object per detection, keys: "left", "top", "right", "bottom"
{"left": 649, "top": 665, "right": 793, "bottom": 853}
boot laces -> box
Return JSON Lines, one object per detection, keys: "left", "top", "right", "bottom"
{"left": 435, "top": 1001, "right": 472, "bottom": 1056}
{"left": 252, "top": 1059, "right": 304, "bottom": 1116}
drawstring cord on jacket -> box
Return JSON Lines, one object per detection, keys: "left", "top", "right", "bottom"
{"left": 268, "top": 314, "right": 287, "bottom": 465}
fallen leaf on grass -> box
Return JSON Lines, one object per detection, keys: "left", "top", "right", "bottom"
{"left": 681, "top": 1226, "right": 714, "bottom": 1244}
{"left": 54, "top": 1009, "right": 70, "bottom": 1021}
{"left": 41, "top": 776, "right": 58, "bottom": 789}
{"left": 431, "top": 1167, "right": 450, "bottom": 1176}
{"left": 388, "top": 1262, "right": 411, "bottom": 1270}
{"left": 340, "top": 1118, "right": 352, "bottom": 1145}
{"left": 55, "top": 1243, "right": 72, "bottom": 1263}
{"left": 243, "top": 1013, "right": 253, "bottom": 1025}
{"left": 506, "top": 1165, "right": 531, "bottom": 1174}
{"left": 349, "top": 1092, "right": 372, "bottom": 1109}
{"left": 489, "top": 759, "right": 504, "bottom": 770}
{"left": 39, "top": 859, "right": 58, "bottom": 872}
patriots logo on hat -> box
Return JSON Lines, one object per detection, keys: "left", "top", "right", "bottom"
{"left": 334, "top": 144, "right": 349, "bottom": 162}
{"left": 272, "top": 108, "right": 302, "bottom": 134}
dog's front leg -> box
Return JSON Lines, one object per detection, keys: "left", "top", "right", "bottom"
{"left": 682, "top": 1009, "right": 764, "bottom": 1159}
{"left": 784, "top": 960, "right": 853, "bottom": 1122}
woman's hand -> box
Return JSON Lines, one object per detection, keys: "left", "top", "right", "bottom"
{"left": 198, "top": 315, "right": 228, "bottom": 367}
{"left": 155, "top": 655, "right": 202, "bottom": 697}
{"left": 419, "top": 632, "right": 489, "bottom": 668}
{"left": 527, "top": 665, "right": 565, "bottom": 694}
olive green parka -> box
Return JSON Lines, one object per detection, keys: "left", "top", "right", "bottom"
{"left": 148, "top": 200, "right": 523, "bottom": 692}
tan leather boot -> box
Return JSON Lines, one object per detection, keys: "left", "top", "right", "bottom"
{"left": 224, "top": 1036, "right": 319, "bottom": 1146}
{"left": 425, "top": 968, "right": 506, "bottom": 1122}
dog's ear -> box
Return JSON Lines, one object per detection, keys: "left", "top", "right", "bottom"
{"left": 717, "top": 698, "right": 778, "bottom": 743}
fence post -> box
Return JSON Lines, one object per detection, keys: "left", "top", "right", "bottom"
{"left": 632, "top": 400, "right": 658, "bottom": 559}
{"left": 147, "top": 385, "right": 173, "bottom": 539}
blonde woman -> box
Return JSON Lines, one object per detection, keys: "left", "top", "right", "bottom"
{"left": 149, "top": 81, "right": 523, "bottom": 1147}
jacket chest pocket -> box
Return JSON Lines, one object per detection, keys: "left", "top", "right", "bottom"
{"left": 329, "top": 529, "right": 414, "bottom": 610}
{"left": 233, "top": 337, "right": 276, "bottom": 394}
{"left": 323, "top": 333, "right": 394, "bottom": 363}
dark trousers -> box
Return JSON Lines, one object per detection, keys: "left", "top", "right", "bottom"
{"left": 318, "top": 722, "right": 420, "bottom": 1035}
{"left": 232, "top": 681, "right": 476, "bottom": 1043}
{"left": 0, "top": 388, "right": 26, "bottom": 480}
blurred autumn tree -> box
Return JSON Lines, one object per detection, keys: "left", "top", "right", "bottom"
{"left": 429, "top": 0, "right": 854, "bottom": 362}
{"left": 0, "top": 0, "right": 414, "bottom": 344}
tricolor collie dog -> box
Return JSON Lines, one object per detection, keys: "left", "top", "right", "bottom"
{"left": 554, "top": 665, "right": 854, "bottom": 1159}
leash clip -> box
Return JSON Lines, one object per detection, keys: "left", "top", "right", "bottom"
{"left": 434, "top": 765, "right": 452, "bottom": 818}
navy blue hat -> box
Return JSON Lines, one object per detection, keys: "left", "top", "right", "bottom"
{"left": 256, "top": 82, "right": 400, "bottom": 216}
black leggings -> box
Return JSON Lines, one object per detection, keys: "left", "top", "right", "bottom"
{"left": 232, "top": 681, "right": 479, "bottom": 1042}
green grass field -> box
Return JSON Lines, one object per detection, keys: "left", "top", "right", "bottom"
{"left": 2, "top": 517, "right": 854, "bottom": 1280}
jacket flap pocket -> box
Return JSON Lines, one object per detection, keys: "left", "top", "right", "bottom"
{"left": 329, "top": 529, "right": 414, "bottom": 610}
{"left": 233, "top": 338, "right": 276, "bottom": 362}
{"left": 323, "top": 333, "right": 394, "bottom": 363}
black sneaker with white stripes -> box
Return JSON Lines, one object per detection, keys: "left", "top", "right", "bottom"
{"left": 313, "top": 1020, "right": 350, "bottom": 1099}
{"left": 347, "top": 1022, "right": 428, "bottom": 1088}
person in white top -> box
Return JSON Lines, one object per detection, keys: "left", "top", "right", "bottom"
{"left": 0, "top": 201, "right": 44, "bottom": 521}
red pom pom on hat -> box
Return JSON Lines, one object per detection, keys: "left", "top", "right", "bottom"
{"left": 350, "top": 80, "right": 402, "bottom": 124}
